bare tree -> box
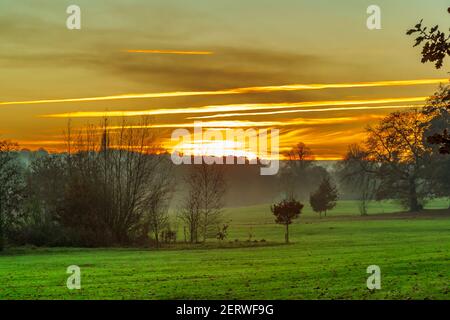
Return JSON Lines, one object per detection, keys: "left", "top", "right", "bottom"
{"left": 281, "top": 142, "right": 315, "bottom": 199}
{"left": 57, "top": 117, "right": 173, "bottom": 245}
{"left": 336, "top": 144, "right": 377, "bottom": 215}
{"left": 280, "top": 142, "right": 330, "bottom": 202}
{"left": 179, "top": 186, "right": 201, "bottom": 243}
{"left": 181, "top": 162, "right": 226, "bottom": 243}
{"left": 198, "top": 163, "right": 226, "bottom": 242}
{"left": 143, "top": 161, "right": 174, "bottom": 247}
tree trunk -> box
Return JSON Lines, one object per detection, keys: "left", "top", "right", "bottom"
{"left": 285, "top": 223, "right": 289, "bottom": 243}
{"left": 190, "top": 225, "right": 195, "bottom": 243}
{"left": 155, "top": 231, "right": 159, "bottom": 248}
{"left": 408, "top": 179, "right": 420, "bottom": 212}
{"left": 202, "top": 226, "right": 207, "bottom": 243}
{"left": 360, "top": 198, "right": 368, "bottom": 216}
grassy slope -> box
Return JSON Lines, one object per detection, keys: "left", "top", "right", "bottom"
{"left": 0, "top": 200, "right": 449, "bottom": 299}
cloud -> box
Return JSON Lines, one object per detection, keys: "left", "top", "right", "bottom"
{"left": 125, "top": 49, "right": 214, "bottom": 55}
{"left": 106, "top": 115, "right": 376, "bottom": 130}
{"left": 189, "top": 103, "right": 425, "bottom": 119}
{"left": 40, "top": 96, "right": 427, "bottom": 119}
{"left": 0, "top": 46, "right": 321, "bottom": 91}
{"left": 1, "top": 79, "right": 443, "bottom": 107}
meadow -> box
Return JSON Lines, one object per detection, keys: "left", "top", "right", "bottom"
{"left": 0, "top": 200, "right": 449, "bottom": 300}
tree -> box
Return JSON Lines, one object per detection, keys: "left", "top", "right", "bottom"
{"left": 427, "top": 129, "right": 450, "bottom": 154}
{"left": 407, "top": 10, "right": 450, "bottom": 153}
{"left": 27, "top": 153, "right": 67, "bottom": 218}
{"left": 23, "top": 118, "right": 174, "bottom": 247}
{"left": 422, "top": 87, "right": 450, "bottom": 205}
{"left": 309, "top": 177, "right": 338, "bottom": 218}
{"left": 336, "top": 144, "right": 376, "bottom": 215}
{"left": 423, "top": 85, "right": 450, "bottom": 154}
{"left": 365, "top": 110, "right": 432, "bottom": 212}
{"left": 216, "top": 224, "right": 229, "bottom": 241}
{"left": 143, "top": 163, "right": 174, "bottom": 247}
{"left": 271, "top": 198, "right": 303, "bottom": 243}
{"left": 15, "top": 153, "right": 68, "bottom": 246}
{"left": 279, "top": 142, "right": 328, "bottom": 200}
{"left": 180, "top": 162, "right": 226, "bottom": 243}
{"left": 0, "top": 141, "right": 23, "bottom": 251}
{"left": 179, "top": 185, "right": 201, "bottom": 243}
{"left": 428, "top": 154, "right": 450, "bottom": 208}
{"left": 285, "top": 142, "right": 315, "bottom": 166}
{"left": 95, "top": 119, "right": 173, "bottom": 244}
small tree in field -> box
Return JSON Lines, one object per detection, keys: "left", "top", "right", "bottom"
{"left": 271, "top": 199, "right": 303, "bottom": 243}
{"left": 216, "top": 224, "right": 228, "bottom": 241}
{"left": 309, "top": 177, "right": 338, "bottom": 218}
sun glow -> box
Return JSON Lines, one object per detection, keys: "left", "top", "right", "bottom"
{"left": 170, "top": 139, "right": 259, "bottom": 160}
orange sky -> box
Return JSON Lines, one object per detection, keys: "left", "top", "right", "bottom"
{"left": 0, "top": 0, "right": 449, "bottom": 159}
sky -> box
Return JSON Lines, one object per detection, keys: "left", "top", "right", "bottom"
{"left": 0, "top": 0, "right": 449, "bottom": 159}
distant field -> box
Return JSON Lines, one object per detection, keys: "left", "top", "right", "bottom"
{"left": 0, "top": 199, "right": 449, "bottom": 299}
{"left": 223, "top": 198, "right": 450, "bottom": 225}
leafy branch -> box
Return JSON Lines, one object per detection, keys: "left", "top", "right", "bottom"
{"left": 406, "top": 19, "right": 450, "bottom": 69}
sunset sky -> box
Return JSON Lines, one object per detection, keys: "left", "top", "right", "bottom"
{"left": 1, "top": 0, "right": 449, "bottom": 159}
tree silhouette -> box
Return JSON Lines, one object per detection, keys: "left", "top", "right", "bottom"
{"left": 423, "top": 85, "right": 450, "bottom": 154}
{"left": 180, "top": 162, "right": 226, "bottom": 243}
{"left": 271, "top": 199, "right": 303, "bottom": 243}
{"left": 406, "top": 18, "right": 450, "bottom": 69}
{"left": 309, "top": 177, "right": 338, "bottom": 218}
{"left": 336, "top": 144, "right": 376, "bottom": 216}
{"left": 280, "top": 142, "right": 328, "bottom": 200}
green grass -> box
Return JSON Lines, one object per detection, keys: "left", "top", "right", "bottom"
{"left": 0, "top": 200, "right": 449, "bottom": 299}
{"left": 223, "top": 198, "right": 450, "bottom": 225}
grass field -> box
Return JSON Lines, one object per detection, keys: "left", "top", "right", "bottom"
{"left": 0, "top": 200, "right": 449, "bottom": 299}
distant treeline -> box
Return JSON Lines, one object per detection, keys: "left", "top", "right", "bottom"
{"left": 11, "top": 149, "right": 337, "bottom": 206}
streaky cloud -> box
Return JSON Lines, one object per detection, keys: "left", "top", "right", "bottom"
{"left": 106, "top": 115, "right": 378, "bottom": 130}
{"left": 2, "top": 78, "right": 445, "bottom": 107}
{"left": 189, "top": 104, "right": 424, "bottom": 119}
{"left": 125, "top": 49, "right": 214, "bottom": 55}
{"left": 43, "top": 96, "right": 427, "bottom": 119}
